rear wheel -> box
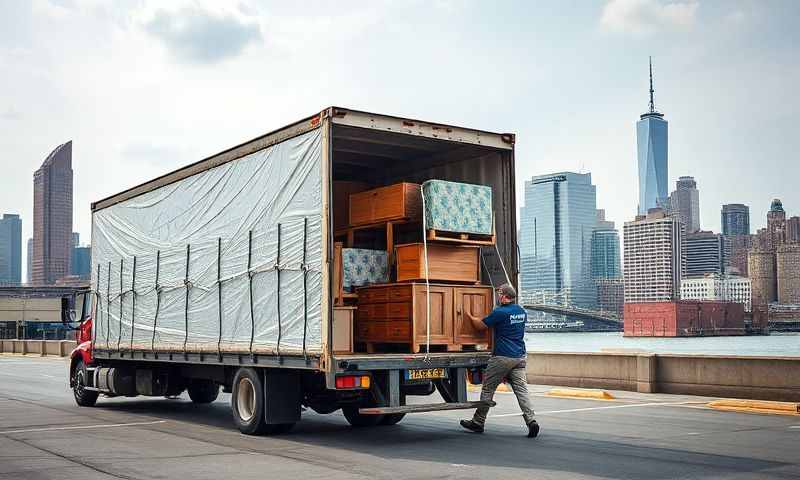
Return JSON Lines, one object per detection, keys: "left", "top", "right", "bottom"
{"left": 342, "top": 406, "right": 384, "bottom": 427}
{"left": 231, "top": 368, "right": 294, "bottom": 435}
{"left": 72, "top": 360, "right": 98, "bottom": 407}
{"left": 187, "top": 380, "right": 219, "bottom": 404}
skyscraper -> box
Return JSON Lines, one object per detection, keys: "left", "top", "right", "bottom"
{"left": 591, "top": 211, "right": 621, "bottom": 280}
{"left": 669, "top": 176, "right": 700, "bottom": 233}
{"left": 0, "top": 214, "right": 22, "bottom": 285}
{"left": 787, "top": 216, "right": 800, "bottom": 243}
{"left": 721, "top": 204, "right": 750, "bottom": 236}
{"left": 519, "top": 172, "right": 597, "bottom": 307}
{"left": 685, "top": 231, "right": 724, "bottom": 277}
{"left": 26, "top": 238, "right": 32, "bottom": 284}
{"left": 637, "top": 58, "right": 669, "bottom": 215}
{"left": 71, "top": 245, "right": 91, "bottom": 280}
{"left": 31, "top": 141, "right": 73, "bottom": 285}
{"left": 623, "top": 209, "right": 685, "bottom": 303}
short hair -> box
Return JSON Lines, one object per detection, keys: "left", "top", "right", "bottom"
{"left": 496, "top": 283, "right": 517, "bottom": 299}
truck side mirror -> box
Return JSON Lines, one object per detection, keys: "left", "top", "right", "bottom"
{"left": 61, "top": 296, "right": 76, "bottom": 326}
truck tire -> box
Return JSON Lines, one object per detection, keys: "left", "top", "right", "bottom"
{"left": 187, "top": 380, "right": 219, "bottom": 404}
{"left": 379, "top": 413, "right": 406, "bottom": 426}
{"left": 72, "top": 360, "right": 98, "bottom": 407}
{"left": 230, "top": 368, "right": 294, "bottom": 435}
{"left": 342, "top": 407, "right": 384, "bottom": 427}
{"left": 232, "top": 368, "right": 267, "bottom": 434}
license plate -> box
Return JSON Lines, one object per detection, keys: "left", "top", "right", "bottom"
{"left": 405, "top": 368, "right": 447, "bottom": 381}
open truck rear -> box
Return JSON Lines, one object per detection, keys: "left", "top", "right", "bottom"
{"left": 68, "top": 107, "right": 518, "bottom": 434}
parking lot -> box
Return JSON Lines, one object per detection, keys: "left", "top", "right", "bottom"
{"left": 1, "top": 355, "right": 798, "bottom": 480}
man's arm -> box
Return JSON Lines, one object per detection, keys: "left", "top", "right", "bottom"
{"left": 464, "top": 310, "right": 490, "bottom": 331}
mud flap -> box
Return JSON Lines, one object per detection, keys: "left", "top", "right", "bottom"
{"left": 263, "top": 369, "right": 302, "bottom": 425}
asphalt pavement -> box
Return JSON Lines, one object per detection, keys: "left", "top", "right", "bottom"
{"left": 1, "top": 355, "right": 798, "bottom": 480}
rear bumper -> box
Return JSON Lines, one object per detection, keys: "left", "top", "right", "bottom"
{"left": 359, "top": 400, "right": 495, "bottom": 415}
{"left": 334, "top": 352, "right": 491, "bottom": 372}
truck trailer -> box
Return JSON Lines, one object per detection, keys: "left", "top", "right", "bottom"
{"left": 67, "top": 107, "right": 518, "bottom": 434}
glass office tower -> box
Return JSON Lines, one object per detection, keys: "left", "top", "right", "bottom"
{"left": 637, "top": 59, "right": 668, "bottom": 215}
{"left": 519, "top": 172, "right": 597, "bottom": 307}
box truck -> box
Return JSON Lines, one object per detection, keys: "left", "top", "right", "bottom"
{"left": 67, "top": 107, "right": 518, "bottom": 434}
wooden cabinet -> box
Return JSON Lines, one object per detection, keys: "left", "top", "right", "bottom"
{"left": 349, "top": 183, "right": 421, "bottom": 227}
{"left": 395, "top": 243, "right": 480, "bottom": 283}
{"left": 356, "top": 283, "right": 491, "bottom": 353}
{"left": 454, "top": 287, "right": 493, "bottom": 346}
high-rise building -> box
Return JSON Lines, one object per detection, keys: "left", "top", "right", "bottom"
{"left": 71, "top": 232, "right": 80, "bottom": 248}
{"left": 637, "top": 58, "right": 668, "bottom": 215}
{"left": 765, "top": 198, "right": 787, "bottom": 248}
{"left": 0, "top": 214, "right": 22, "bottom": 285}
{"left": 26, "top": 238, "right": 32, "bottom": 284}
{"left": 786, "top": 216, "right": 800, "bottom": 243}
{"left": 519, "top": 172, "right": 597, "bottom": 307}
{"left": 669, "top": 176, "right": 700, "bottom": 233}
{"left": 721, "top": 204, "right": 750, "bottom": 236}
{"left": 681, "top": 274, "right": 752, "bottom": 312}
{"left": 623, "top": 209, "right": 685, "bottom": 303}
{"left": 71, "top": 246, "right": 91, "bottom": 280}
{"left": 591, "top": 228, "right": 621, "bottom": 280}
{"left": 726, "top": 234, "right": 753, "bottom": 276}
{"left": 31, "top": 141, "right": 73, "bottom": 285}
{"left": 685, "top": 231, "right": 724, "bottom": 277}
{"left": 721, "top": 203, "right": 751, "bottom": 274}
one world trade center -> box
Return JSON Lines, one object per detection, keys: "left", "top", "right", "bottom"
{"left": 637, "top": 58, "right": 668, "bottom": 215}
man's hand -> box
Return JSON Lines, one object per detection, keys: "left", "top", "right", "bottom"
{"left": 464, "top": 309, "right": 488, "bottom": 331}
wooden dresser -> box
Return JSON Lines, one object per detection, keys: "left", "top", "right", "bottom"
{"left": 349, "top": 182, "right": 421, "bottom": 226}
{"left": 395, "top": 243, "right": 480, "bottom": 283}
{"left": 356, "top": 283, "right": 492, "bottom": 353}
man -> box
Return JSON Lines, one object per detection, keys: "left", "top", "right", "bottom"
{"left": 460, "top": 283, "right": 539, "bottom": 437}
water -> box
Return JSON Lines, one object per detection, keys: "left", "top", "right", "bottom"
{"left": 525, "top": 331, "right": 800, "bottom": 357}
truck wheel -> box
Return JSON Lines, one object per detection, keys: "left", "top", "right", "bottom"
{"left": 187, "top": 380, "right": 219, "bottom": 404}
{"left": 342, "top": 407, "right": 384, "bottom": 427}
{"left": 232, "top": 368, "right": 267, "bottom": 435}
{"left": 72, "top": 360, "right": 98, "bottom": 407}
{"left": 379, "top": 413, "right": 406, "bottom": 426}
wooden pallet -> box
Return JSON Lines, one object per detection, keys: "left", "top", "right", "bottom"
{"left": 426, "top": 229, "right": 495, "bottom": 246}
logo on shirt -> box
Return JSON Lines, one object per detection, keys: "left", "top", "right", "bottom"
{"left": 509, "top": 313, "right": 526, "bottom": 324}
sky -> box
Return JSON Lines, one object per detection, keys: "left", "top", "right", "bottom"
{"left": 1, "top": 0, "right": 798, "bottom": 281}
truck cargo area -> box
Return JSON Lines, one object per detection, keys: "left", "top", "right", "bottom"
{"left": 70, "top": 107, "right": 517, "bottom": 434}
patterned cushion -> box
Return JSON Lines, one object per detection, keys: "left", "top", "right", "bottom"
{"left": 342, "top": 248, "right": 389, "bottom": 292}
{"left": 422, "top": 180, "right": 493, "bottom": 235}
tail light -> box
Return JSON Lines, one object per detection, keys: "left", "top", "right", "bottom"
{"left": 335, "top": 375, "right": 371, "bottom": 389}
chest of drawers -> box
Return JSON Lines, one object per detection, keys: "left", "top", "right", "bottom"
{"left": 356, "top": 283, "right": 492, "bottom": 353}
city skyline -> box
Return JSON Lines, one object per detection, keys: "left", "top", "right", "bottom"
{"left": 1, "top": 2, "right": 799, "bottom": 282}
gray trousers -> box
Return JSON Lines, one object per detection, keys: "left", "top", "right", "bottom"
{"left": 472, "top": 355, "right": 535, "bottom": 426}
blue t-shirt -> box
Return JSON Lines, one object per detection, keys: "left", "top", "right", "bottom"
{"left": 482, "top": 303, "right": 527, "bottom": 358}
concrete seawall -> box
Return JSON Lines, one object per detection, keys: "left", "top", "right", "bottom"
{"left": 1, "top": 339, "right": 76, "bottom": 357}
{"left": 527, "top": 351, "right": 800, "bottom": 402}
{"left": 2, "top": 341, "right": 797, "bottom": 402}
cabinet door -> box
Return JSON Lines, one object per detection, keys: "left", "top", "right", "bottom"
{"left": 412, "top": 285, "right": 453, "bottom": 346}
{"left": 454, "top": 287, "right": 492, "bottom": 346}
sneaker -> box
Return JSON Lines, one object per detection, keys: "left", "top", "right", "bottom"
{"left": 460, "top": 419, "right": 485, "bottom": 433}
{"left": 527, "top": 420, "right": 540, "bottom": 438}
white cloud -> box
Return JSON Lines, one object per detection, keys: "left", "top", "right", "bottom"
{"left": 141, "top": 4, "right": 262, "bottom": 64}
{"left": 600, "top": 0, "right": 698, "bottom": 35}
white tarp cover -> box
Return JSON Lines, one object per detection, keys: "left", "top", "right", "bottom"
{"left": 91, "top": 129, "right": 323, "bottom": 355}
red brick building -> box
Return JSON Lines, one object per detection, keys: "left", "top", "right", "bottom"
{"left": 624, "top": 301, "right": 745, "bottom": 337}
